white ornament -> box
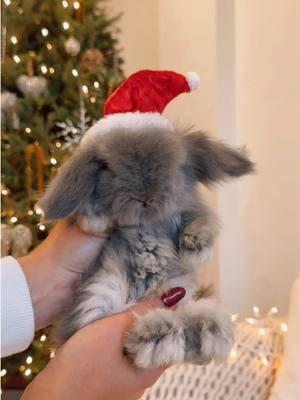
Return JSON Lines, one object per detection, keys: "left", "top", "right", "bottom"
{"left": 1, "top": 91, "right": 17, "bottom": 111}
{"left": 11, "top": 224, "right": 32, "bottom": 257}
{"left": 64, "top": 36, "right": 81, "bottom": 56}
{"left": 17, "top": 75, "right": 47, "bottom": 98}
{"left": 1, "top": 224, "right": 32, "bottom": 257}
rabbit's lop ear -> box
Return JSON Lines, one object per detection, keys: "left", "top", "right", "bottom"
{"left": 184, "top": 132, "right": 255, "bottom": 185}
{"left": 38, "top": 146, "right": 103, "bottom": 221}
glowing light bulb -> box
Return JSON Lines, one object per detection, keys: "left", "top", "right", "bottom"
{"left": 39, "top": 224, "right": 46, "bottom": 231}
{"left": 46, "top": 43, "right": 53, "bottom": 50}
{"left": 82, "top": 85, "right": 88, "bottom": 94}
{"left": 62, "top": 0, "right": 68, "bottom": 7}
{"left": 245, "top": 318, "right": 255, "bottom": 325}
{"left": 73, "top": 1, "right": 80, "bottom": 9}
{"left": 41, "top": 65, "right": 48, "bottom": 74}
{"left": 10, "top": 216, "right": 18, "bottom": 223}
{"left": 40, "top": 334, "right": 47, "bottom": 342}
{"left": 41, "top": 28, "right": 49, "bottom": 37}
{"left": 261, "top": 356, "right": 269, "bottom": 366}
{"left": 258, "top": 328, "right": 266, "bottom": 335}
{"left": 24, "top": 368, "right": 32, "bottom": 377}
{"left": 90, "top": 96, "right": 96, "bottom": 103}
{"left": 62, "top": 21, "right": 70, "bottom": 30}
{"left": 25, "top": 127, "right": 32, "bottom": 133}
{"left": 49, "top": 67, "right": 55, "bottom": 74}
{"left": 26, "top": 356, "right": 33, "bottom": 365}
{"left": 93, "top": 81, "right": 100, "bottom": 89}
{"left": 1, "top": 189, "right": 8, "bottom": 196}
{"left": 49, "top": 351, "right": 56, "bottom": 358}
{"left": 10, "top": 36, "right": 18, "bottom": 44}
{"left": 270, "top": 307, "right": 278, "bottom": 315}
{"left": 13, "top": 55, "right": 21, "bottom": 63}
{"left": 229, "top": 349, "right": 237, "bottom": 359}
{"left": 72, "top": 69, "right": 78, "bottom": 77}
{"left": 28, "top": 210, "right": 34, "bottom": 216}
{"left": 231, "top": 313, "right": 238, "bottom": 322}
{"left": 4, "top": 0, "right": 11, "bottom": 5}
{"left": 35, "top": 207, "right": 43, "bottom": 215}
{"left": 50, "top": 157, "right": 57, "bottom": 165}
{"left": 55, "top": 141, "right": 62, "bottom": 148}
{"left": 253, "top": 306, "right": 260, "bottom": 316}
{"left": 281, "top": 322, "right": 288, "bottom": 332}
{"left": 1, "top": 369, "right": 7, "bottom": 377}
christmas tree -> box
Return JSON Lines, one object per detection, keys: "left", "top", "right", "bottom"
{"left": 1, "top": 0, "right": 123, "bottom": 390}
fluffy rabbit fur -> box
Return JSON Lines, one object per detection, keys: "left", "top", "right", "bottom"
{"left": 39, "top": 125, "right": 254, "bottom": 368}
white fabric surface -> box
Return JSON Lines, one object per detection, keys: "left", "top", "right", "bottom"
{"left": 269, "top": 277, "right": 300, "bottom": 400}
{"left": 1, "top": 256, "right": 35, "bottom": 357}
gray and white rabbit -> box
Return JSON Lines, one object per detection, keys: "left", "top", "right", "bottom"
{"left": 39, "top": 70, "right": 254, "bottom": 368}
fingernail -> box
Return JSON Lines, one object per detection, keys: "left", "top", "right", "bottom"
{"left": 161, "top": 287, "right": 186, "bottom": 307}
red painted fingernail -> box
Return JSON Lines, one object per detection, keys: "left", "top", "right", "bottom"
{"left": 161, "top": 287, "right": 186, "bottom": 307}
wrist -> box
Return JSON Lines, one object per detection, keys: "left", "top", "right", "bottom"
{"left": 18, "top": 252, "right": 72, "bottom": 330}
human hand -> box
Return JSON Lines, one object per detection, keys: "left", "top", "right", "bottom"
{"left": 21, "top": 294, "right": 185, "bottom": 400}
{"left": 18, "top": 220, "right": 109, "bottom": 330}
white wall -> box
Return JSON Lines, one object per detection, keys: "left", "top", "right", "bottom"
{"left": 109, "top": 0, "right": 299, "bottom": 315}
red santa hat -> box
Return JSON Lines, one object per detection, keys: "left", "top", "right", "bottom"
{"left": 81, "top": 70, "right": 200, "bottom": 144}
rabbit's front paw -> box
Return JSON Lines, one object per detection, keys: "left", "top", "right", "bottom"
{"left": 180, "top": 228, "right": 214, "bottom": 265}
{"left": 124, "top": 309, "right": 185, "bottom": 368}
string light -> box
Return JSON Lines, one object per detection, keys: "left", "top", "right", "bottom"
{"left": 55, "top": 141, "right": 62, "bottom": 148}
{"left": 46, "top": 43, "right": 53, "bottom": 50}
{"left": 49, "top": 67, "right": 55, "bottom": 74}
{"left": 40, "top": 334, "right": 47, "bottom": 342}
{"left": 13, "top": 55, "right": 21, "bottom": 63}
{"left": 90, "top": 96, "right": 96, "bottom": 103}
{"left": 62, "top": 21, "right": 70, "bottom": 30}
{"left": 39, "top": 224, "right": 46, "bottom": 231}
{"left": 1, "top": 369, "right": 7, "bottom": 377}
{"left": 49, "top": 351, "right": 56, "bottom": 358}
{"left": 62, "top": 0, "right": 68, "bottom": 7}
{"left": 41, "top": 28, "right": 49, "bottom": 37}
{"left": 10, "top": 216, "right": 18, "bottom": 223}
{"left": 73, "top": 1, "right": 80, "bottom": 9}
{"left": 19, "top": 365, "right": 26, "bottom": 372}
{"left": 231, "top": 313, "right": 238, "bottom": 322}
{"left": 26, "top": 356, "right": 33, "bottom": 365}
{"left": 25, "top": 127, "right": 32, "bottom": 133}
{"left": 28, "top": 210, "right": 34, "bottom": 216}
{"left": 82, "top": 85, "right": 88, "bottom": 94}
{"left": 35, "top": 207, "right": 43, "bottom": 215}
{"left": 258, "top": 328, "right": 266, "bottom": 335}
{"left": 10, "top": 36, "right": 18, "bottom": 44}
{"left": 245, "top": 318, "right": 255, "bottom": 325}
{"left": 269, "top": 307, "right": 278, "bottom": 316}
{"left": 50, "top": 157, "right": 57, "bottom": 165}
{"left": 260, "top": 355, "right": 269, "bottom": 366}
{"left": 41, "top": 65, "right": 48, "bottom": 74}
{"left": 72, "top": 68, "right": 78, "bottom": 77}
{"left": 253, "top": 306, "right": 260, "bottom": 317}
{"left": 280, "top": 322, "right": 288, "bottom": 332}
{"left": 229, "top": 348, "right": 238, "bottom": 360}
{"left": 4, "top": 0, "right": 11, "bottom": 5}
{"left": 24, "top": 368, "right": 32, "bottom": 377}
{"left": 93, "top": 81, "right": 100, "bottom": 89}
{"left": 18, "top": 7, "right": 23, "bottom": 14}
{"left": 1, "top": 188, "right": 8, "bottom": 196}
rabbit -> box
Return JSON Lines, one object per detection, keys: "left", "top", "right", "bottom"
{"left": 39, "top": 124, "right": 254, "bottom": 368}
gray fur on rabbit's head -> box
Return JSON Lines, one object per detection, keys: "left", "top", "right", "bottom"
{"left": 39, "top": 126, "right": 254, "bottom": 227}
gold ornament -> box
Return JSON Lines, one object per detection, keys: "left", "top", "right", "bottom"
{"left": 80, "top": 48, "right": 105, "bottom": 71}
{"left": 25, "top": 144, "right": 48, "bottom": 193}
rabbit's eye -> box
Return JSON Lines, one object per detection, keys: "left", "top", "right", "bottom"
{"left": 101, "top": 160, "right": 109, "bottom": 170}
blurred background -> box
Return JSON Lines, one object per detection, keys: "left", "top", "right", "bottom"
{"left": 1, "top": 0, "right": 299, "bottom": 397}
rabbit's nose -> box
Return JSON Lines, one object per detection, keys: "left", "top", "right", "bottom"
{"left": 141, "top": 191, "right": 155, "bottom": 207}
